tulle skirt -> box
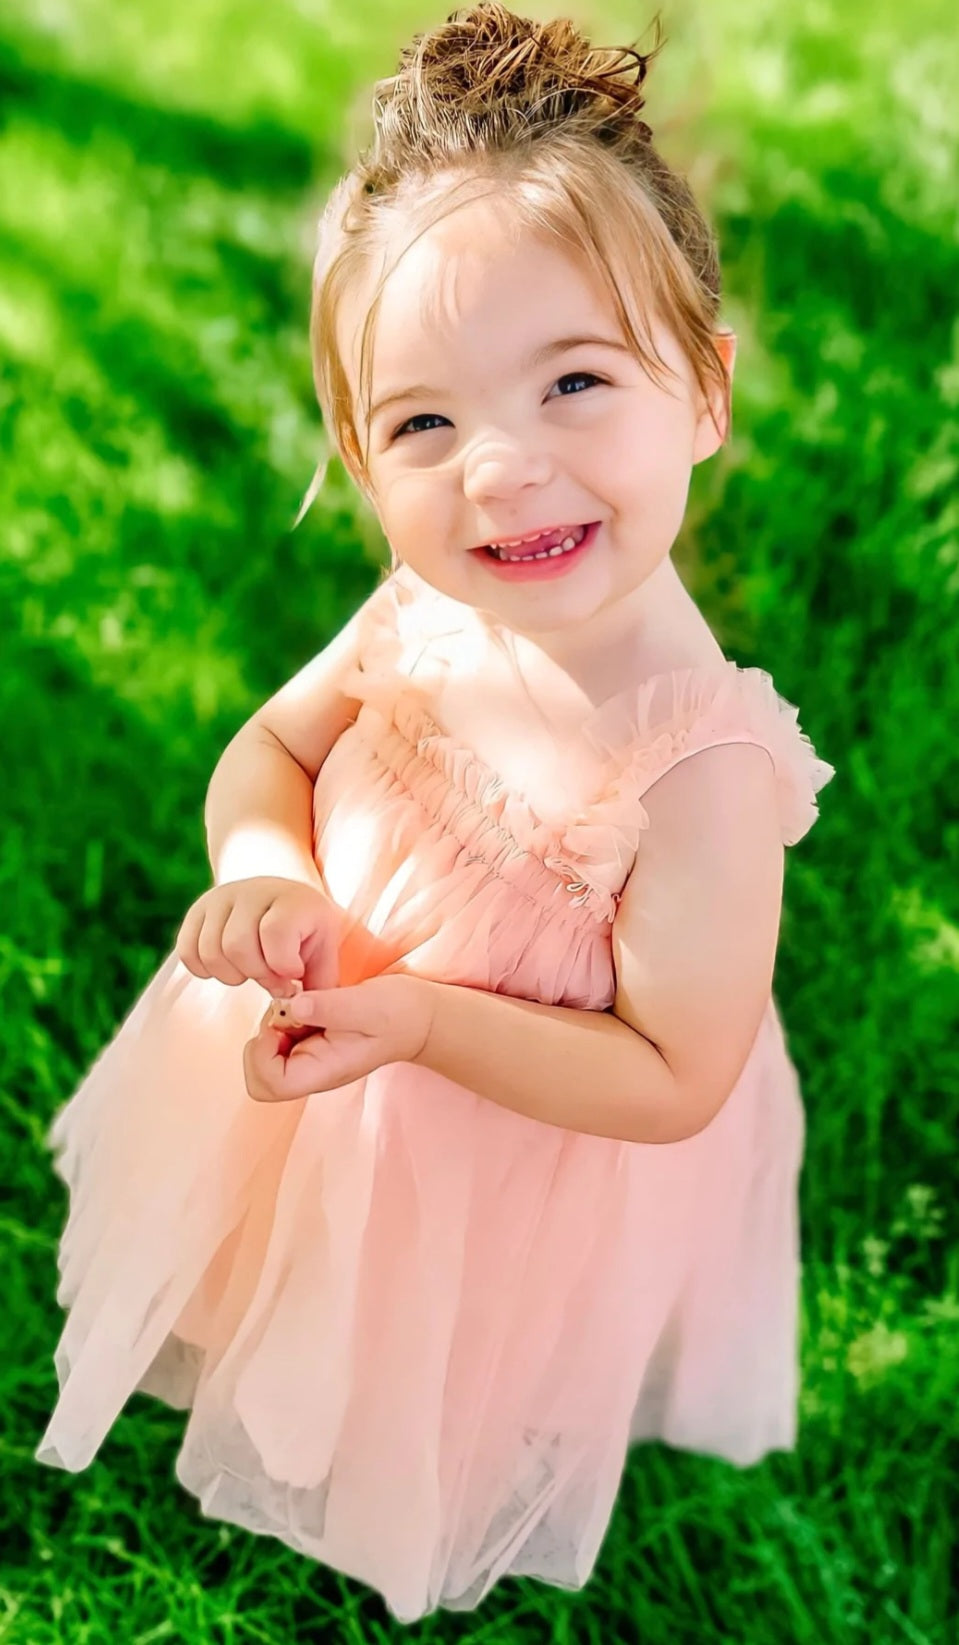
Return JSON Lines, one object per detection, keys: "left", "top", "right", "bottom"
{"left": 36, "top": 950, "right": 804, "bottom": 1623}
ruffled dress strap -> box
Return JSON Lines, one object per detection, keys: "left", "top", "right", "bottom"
{"left": 583, "top": 663, "right": 837, "bottom": 850}
{"left": 341, "top": 564, "right": 447, "bottom": 714}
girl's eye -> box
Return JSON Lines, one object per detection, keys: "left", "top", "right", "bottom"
{"left": 391, "top": 411, "right": 450, "bottom": 440}
{"left": 389, "top": 371, "right": 606, "bottom": 441}
{"left": 551, "top": 371, "right": 605, "bottom": 398}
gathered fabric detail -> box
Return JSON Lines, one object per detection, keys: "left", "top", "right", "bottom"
{"left": 340, "top": 572, "right": 836, "bottom": 928}
{"left": 345, "top": 692, "right": 631, "bottom": 926}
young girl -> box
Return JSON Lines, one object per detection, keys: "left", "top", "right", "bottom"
{"left": 36, "top": 1, "right": 835, "bottom": 1625}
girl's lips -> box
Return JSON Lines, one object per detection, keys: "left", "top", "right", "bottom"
{"left": 472, "top": 521, "right": 600, "bottom": 582}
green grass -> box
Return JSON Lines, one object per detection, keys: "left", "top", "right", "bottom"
{"left": 1, "top": 0, "right": 957, "bottom": 1639}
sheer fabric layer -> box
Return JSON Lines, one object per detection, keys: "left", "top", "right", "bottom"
{"left": 36, "top": 571, "right": 835, "bottom": 1623}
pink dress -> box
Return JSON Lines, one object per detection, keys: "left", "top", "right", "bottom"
{"left": 36, "top": 567, "right": 835, "bottom": 1624}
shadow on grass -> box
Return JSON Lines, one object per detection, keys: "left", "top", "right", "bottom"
{"left": 0, "top": 626, "right": 210, "bottom": 1063}
{"left": 0, "top": 230, "right": 376, "bottom": 699}
{"left": 0, "top": 35, "right": 317, "bottom": 192}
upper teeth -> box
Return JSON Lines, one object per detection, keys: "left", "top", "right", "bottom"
{"left": 488, "top": 525, "right": 587, "bottom": 562}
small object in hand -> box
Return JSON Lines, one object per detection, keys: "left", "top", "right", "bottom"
{"left": 266, "top": 979, "right": 305, "bottom": 1030}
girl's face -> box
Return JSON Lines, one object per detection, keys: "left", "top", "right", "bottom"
{"left": 338, "top": 194, "right": 733, "bottom": 645}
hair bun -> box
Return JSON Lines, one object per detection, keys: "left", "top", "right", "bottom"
{"left": 383, "top": 0, "right": 660, "bottom": 147}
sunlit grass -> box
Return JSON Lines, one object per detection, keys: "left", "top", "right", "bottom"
{"left": 1, "top": 0, "right": 956, "bottom": 1638}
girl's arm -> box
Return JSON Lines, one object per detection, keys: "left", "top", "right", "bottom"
{"left": 408, "top": 979, "right": 687, "bottom": 1143}
{"left": 408, "top": 741, "right": 785, "bottom": 1145}
{"left": 205, "top": 723, "right": 331, "bottom": 886}
{"left": 204, "top": 580, "right": 391, "bottom": 886}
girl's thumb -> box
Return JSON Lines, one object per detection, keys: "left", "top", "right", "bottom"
{"left": 286, "top": 991, "right": 327, "bottom": 1024}
{"left": 301, "top": 944, "right": 341, "bottom": 993}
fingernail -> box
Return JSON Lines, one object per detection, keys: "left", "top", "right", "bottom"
{"left": 274, "top": 977, "right": 303, "bottom": 998}
{"left": 286, "top": 995, "right": 312, "bottom": 1021}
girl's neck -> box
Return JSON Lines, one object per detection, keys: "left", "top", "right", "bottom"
{"left": 480, "top": 556, "right": 709, "bottom": 699}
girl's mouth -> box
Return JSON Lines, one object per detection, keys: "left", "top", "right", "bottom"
{"left": 474, "top": 521, "right": 599, "bottom": 582}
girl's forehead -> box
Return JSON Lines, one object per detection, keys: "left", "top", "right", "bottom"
{"left": 384, "top": 208, "right": 604, "bottom": 319}
{"left": 340, "top": 214, "right": 626, "bottom": 379}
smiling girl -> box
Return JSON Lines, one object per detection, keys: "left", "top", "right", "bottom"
{"left": 37, "top": 3, "right": 835, "bottom": 1624}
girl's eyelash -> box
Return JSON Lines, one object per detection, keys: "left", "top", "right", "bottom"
{"left": 389, "top": 371, "right": 607, "bottom": 441}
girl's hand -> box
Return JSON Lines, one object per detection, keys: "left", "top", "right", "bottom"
{"left": 175, "top": 876, "right": 344, "bottom": 995}
{"left": 242, "top": 974, "right": 433, "bottom": 1102}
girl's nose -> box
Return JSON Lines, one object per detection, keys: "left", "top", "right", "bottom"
{"left": 462, "top": 438, "right": 552, "bottom": 502}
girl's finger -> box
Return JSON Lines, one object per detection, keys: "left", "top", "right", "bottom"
{"left": 284, "top": 1028, "right": 377, "bottom": 1094}
{"left": 284, "top": 986, "right": 366, "bottom": 1029}
{"left": 174, "top": 903, "right": 213, "bottom": 978}
{"left": 242, "top": 1028, "right": 325, "bottom": 1103}
{"left": 257, "top": 901, "right": 309, "bottom": 984}
{"left": 299, "top": 922, "right": 343, "bottom": 993}
{"left": 242, "top": 1032, "right": 289, "bottom": 1103}
{"left": 195, "top": 901, "right": 249, "bottom": 987}
{"left": 243, "top": 1025, "right": 363, "bottom": 1103}
{"left": 219, "top": 903, "right": 294, "bottom": 993}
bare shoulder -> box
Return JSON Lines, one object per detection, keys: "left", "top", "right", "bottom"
{"left": 249, "top": 573, "right": 397, "bottom": 782}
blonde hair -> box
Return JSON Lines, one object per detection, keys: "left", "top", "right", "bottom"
{"left": 303, "top": 2, "right": 733, "bottom": 570}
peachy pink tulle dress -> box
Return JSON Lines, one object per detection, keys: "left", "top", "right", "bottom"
{"left": 36, "top": 564, "right": 835, "bottom": 1624}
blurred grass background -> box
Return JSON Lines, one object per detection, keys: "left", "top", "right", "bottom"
{"left": 1, "top": 0, "right": 957, "bottom": 1639}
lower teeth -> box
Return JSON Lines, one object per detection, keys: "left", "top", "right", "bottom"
{"left": 490, "top": 528, "right": 587, "bottom": 563}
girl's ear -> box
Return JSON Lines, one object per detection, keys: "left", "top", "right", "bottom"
{"left": 692, "top": 330, "right": 737, "bottom": 463}
{"left": 714, "top": 329, "right": 737, "bottom": 383}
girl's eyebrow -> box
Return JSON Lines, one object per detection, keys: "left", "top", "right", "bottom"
{"left": 369, "top": 332, "right": 633, "bottom": 423}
